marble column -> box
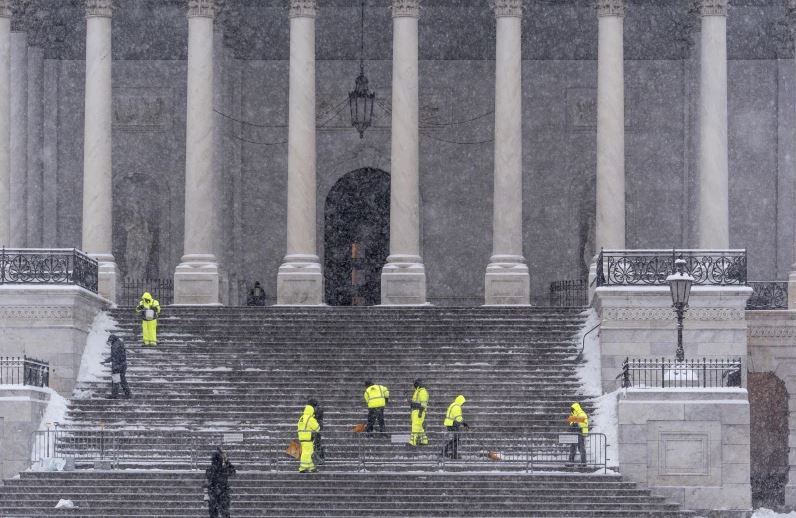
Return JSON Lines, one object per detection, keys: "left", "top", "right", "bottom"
{"left": 697, "top": 0, "right": 729, "bottom": 248}
{"left": 595, "top": 0, "right": 625, "bottom": 251}
{"left": 0, "top": 1, "right": 9, "bottom": 246}
{"left": 381, "top": 0, "right": 427, "bottom": 305}
{"left": 276, "top": 0, "right": 323, "bottom": 305}
{"left": 9, "top": 28, "right": 26, "bottom": 247}
{"left": 81, "top": 0, "right": 118, "bottom": 302}
{"left": 787, "top": 0, "right": 796, "bottom": 312}
{"left": 26, "top": 46, "right": 43, "bottom": 247}
{"left": 174, "top": 0, "right": 221, "bottom": 305}
{"left": 484, "top": 0, "right": 529, "bottom": 305}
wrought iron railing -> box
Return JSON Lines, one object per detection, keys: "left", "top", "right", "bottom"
{"left": 596, "top": 249, "right": 747, "bottom": 287}
{"left": 0, "top": 357, "right": 49, "bottom": 387}
{"left": 618, "top": 357, "right": 742, "bottom": 389}
{"left": 119, "top": 278, "right": 173, "bottom": 306}
{"left": 30, "top": 428, "right": 608, "bottom": 473}
{"left": 747, "top": 281, "right": 788, "bottom": 310}
{"left": 0, "top": 248, "right": 98, "bottom": 293}
{"left": 549, "top": 279, "right": 588, "bottom": 307}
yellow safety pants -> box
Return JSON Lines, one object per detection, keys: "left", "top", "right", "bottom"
{"left": 299, "top": 440, "right": 315, "bottom": 472}
{"left": 409, "top": 409, "right": 428, "bottom": 446}
{"left": 142, "top": 320, "right": 157, "bottom": 345}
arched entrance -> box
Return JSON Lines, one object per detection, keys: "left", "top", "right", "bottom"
{"left": 324, "top": 169, "right": 390, "bottom": 306}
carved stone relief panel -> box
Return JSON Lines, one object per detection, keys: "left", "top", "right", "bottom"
{"left": 113, "top": 87, "right": 173, "bottom": 133}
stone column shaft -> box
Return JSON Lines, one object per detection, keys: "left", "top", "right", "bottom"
{"left": 276, "top": 0, "right": 323, "bottom": 305}
{"left": 484, "top": 0, "right": 529, "bottom": 305}
{"left": 381, "top": 0, "right": 427, "bottom": 305}
{"left": 26, "top": 46, "right": 42, "bottom": 246}
{"left": 697, "top": 0, "right": 729, "bottom": 248}
{"left": 9, "top": 30, "right": 26, "bottom": 247}
{"left": 174, "top": 0, "right": 221, "bottom": 305}
{"left": 787, "top": 0, "right": 796, "bottom": 311}
{"left": 595, "top": 0, "right": 625, "bottom": 251}
{"left": 81, "top": 1, "right": 118, "bottom": 302}
{"left": 0, "top": 2, "right": 9, "bottom": 246}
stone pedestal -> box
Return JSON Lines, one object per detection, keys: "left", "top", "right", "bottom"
{"left": 381, "top": 0, "right": 427, "bottom": 306}
{"left": 0, "top": 387, "right": 49, "bottom": 480}
{"left": 484, "top": 257, "right": 530, "bottom": 305}
{"left": 276, "top": 1, "right": 323, "bottom": 306}
{"left": 94, "top": 253, "right": 118, "bottom": 305}
{"left": 618, "top": 388, "right": 751, "bottom": 513}
{"left": 0, "top": 285, "right": 108, "bottom": 396}
{"left": 174, "top": 254, "right": 221, "bottom": 306}
{"left": 593, "top": 284, "right": 752, "bottom": 393}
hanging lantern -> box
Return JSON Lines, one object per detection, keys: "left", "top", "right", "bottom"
{"left": 348, "top": 0, "right": 375, "bottom": 138}
{"left": 349, "top": 70, "right": 375, "bottom": 139}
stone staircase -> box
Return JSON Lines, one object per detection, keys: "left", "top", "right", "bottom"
{"left": 0, "top": 306, "right": 694, "bottom": 517}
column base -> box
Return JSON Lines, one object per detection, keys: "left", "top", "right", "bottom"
{"left": 788, "top": 270, "right": 796, "bottom": 310}
{"left": 276, "top": 254, "right": 323, "bottom": 305}
{"left": 484, "top": 255, "right": 530, "bottom": 305}
{"left": 380, "top": 255, "right": 427, "bottom": 305}
{"left": 173, "top": 254, "right": 221, "bottom": 305}
{"left": 785, "top": 477, "right": 796, "bottom": 507}
{"left": 90, "top": 254, "right": 118, "bottom": 304}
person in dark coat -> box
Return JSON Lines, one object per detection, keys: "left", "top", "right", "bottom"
{"left": 101, "top": 334, "right": 131, "bottom": 399}
{"left": 205, "top": 447, "right": 236, "bottom": 518}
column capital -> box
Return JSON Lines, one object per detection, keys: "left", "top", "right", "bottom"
{"left": 0, "top": 0, "right": 10, "bottom": 19}
{"left": 698, "top": 0, "right": 727, "bottom": 17}
{"left": 86, "top": 0, "right": 113, "bottom": 18}
{"left": 289, "top": 0, "right": 317, "bottom": 19}
{"left": 596, "top": 0, "right": 624, "bottom": 17}
{"left": 490, "top": 0, "right": 523, "bottom": 18}
{"left": 188, "top": 0, "right": 215, "bottom": 18}
{"left": 392, "top": 0, "right": 420, "bottom": 18}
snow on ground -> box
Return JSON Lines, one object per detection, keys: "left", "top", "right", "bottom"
{"left": 76, "top": 311, "right": 117, "bottom": 384}
{"left": 575, "top": 308, "right": 601, "bottom": 397}
{"left": 752, "top": 510, "right": 796, "bottom": 518}
{"left": 38, "top": 388, "right": 68, "bottom": 429}
{"left": 592, "top": 389, "right": 619, "bottom": 468}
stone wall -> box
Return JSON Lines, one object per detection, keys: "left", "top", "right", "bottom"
{"left": 0, "top": 285, "right": 108, "bottom": 396}
{"left": 593, "top": 285, "right": 752, "bottom": 393}
{"left": 617, "top": 388, "right": 752, "bottom": 512}
{"left": 0, "top": 387, "right": 48, "bottom": 481}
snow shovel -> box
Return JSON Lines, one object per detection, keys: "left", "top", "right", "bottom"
{"left": 465, "top": 429, "right": 502, "bottom": 461}
{"left": 352, "top": 423, "right": 367, "bottom": 433}
{"left": 285, "top": 440, "right": 301, "bottom": 460}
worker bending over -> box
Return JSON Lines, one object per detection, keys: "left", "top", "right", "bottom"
{"left": 363, "top": 379, "right": 390, "bottom": 435}
{"left": 408, "top": 378, "right": 429, "bottom": 446}
{"left": 568, "top": 402, "right": 589, "bottom": 465}
{"left": 443, "top": 395, "right": 469, "bottom": 459}
{"left": 297, "top": 399, "right": 321, "bottom": 473}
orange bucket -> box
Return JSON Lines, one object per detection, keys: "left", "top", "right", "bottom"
{"left": 286, "top": 440, "right": 301, "bottom": 459}
{"left": 352, "top": 423, "right": 367, "bottom": 433}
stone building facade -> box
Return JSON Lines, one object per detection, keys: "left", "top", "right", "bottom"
{"left": 1, "top": 0, "right": 795, "bottom": 305}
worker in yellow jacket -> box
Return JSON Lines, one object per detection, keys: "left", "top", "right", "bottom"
{"left": 135, "top": 292, "right": 161, "bottom": 346}
{"left": 568, "top": 402, "right": 589, "bottom": 465}
{"left": 442, "top": 395, "right": 469, "bottom": 459}
{"left": 297, "top": 400, "right": 321, "bottom": 473}
{"left": 363, "top": 379, "right": 389, "bottom": 436}
{"left": 408, "top": 378, "right": 429, "bottom": 447}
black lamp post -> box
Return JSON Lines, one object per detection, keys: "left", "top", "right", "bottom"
{"left": 666, "top": 258, "right": 694, "bottom": 362}
{"left": 349, "top": 0, "right": 375, "bottom": 138}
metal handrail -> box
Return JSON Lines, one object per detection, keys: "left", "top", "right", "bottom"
{"left": 619, "top": 356, "right": 742, "bottom": 389}
{"left": 0, "top": 356, "right": 50, "bottom": 387}
{"left": 0, "top": 247, "right": 99, "bottom": 293}
{"left": 30, "top": 428, "right": 609, "bottom": 473}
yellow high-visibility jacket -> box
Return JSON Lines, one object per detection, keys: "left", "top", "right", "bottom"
{"left": 570, "top": 402, "right": 589, "bottom": 435}
{"left": 411, "top": 387, "right": 429, "bottom": 412}
{"left": 364, "top": 384, "right": 389, "bottom": 408}
{"left": 136, "top": 293, "right": 161, "bottom": 317}
{"left": 297, "top": 405, "right": 320, "bottom": 442}
{"left": 444, "top": 395, "right": 466, "bottom": 427}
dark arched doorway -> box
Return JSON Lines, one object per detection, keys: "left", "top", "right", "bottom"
{"left": 324, "top": 169, "right": 390, "bottom": 306}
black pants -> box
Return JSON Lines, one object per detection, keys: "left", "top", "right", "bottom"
{"left": 313, "top": 432, "right": 325, "bottom": 461}
{"left": 208, "top": 492, "right": 230, "bottom": 518}
{"left": 569, "top": 434, "right": 586, "bottom": 464}
{"left": 443, "top": 425, "right": 460, "bottom": 459}
{"left": 366, "top": 407, "right": 385, "bottom": 433}
{"left": 111, "top": 371, "right": 131, "bottom": 398}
